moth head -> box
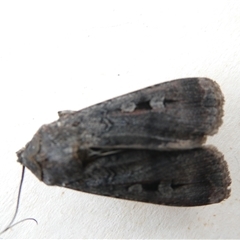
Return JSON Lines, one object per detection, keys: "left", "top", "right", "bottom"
{"left": 17, "top": 125, "right": 84, "bottom": 187}
{"left": 17, "top": 133, "right": 42, "bottom": 181}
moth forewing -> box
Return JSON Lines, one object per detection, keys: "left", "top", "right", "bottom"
{"left": 56, "top": 77, "right": 224, "bottom": 150}
{"left": 67, "top": 146, "right": 230, "bottom": 206}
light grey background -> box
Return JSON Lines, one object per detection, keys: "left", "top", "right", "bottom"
{"left": 0, "top": 1, "right": 240, "bottom": 238}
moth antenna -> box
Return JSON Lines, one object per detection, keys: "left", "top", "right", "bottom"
{"left": 0, "top": 166, "right": 38, "bottom": 235}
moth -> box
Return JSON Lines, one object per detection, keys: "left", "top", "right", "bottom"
{"left": 17, "top": 78, "right": 231, "bottom": 206}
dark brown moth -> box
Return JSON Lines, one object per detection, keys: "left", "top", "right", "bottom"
{"left": 17, "top": 78, "right": 231, "bottom": 206}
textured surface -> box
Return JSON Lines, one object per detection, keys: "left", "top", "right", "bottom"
{"left": 1, "top": 1, "right": 240, "bottom": 238}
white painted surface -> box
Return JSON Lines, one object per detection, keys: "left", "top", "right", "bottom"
{"left": 0, "top": 1, "right": 239, "bottom": 238}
